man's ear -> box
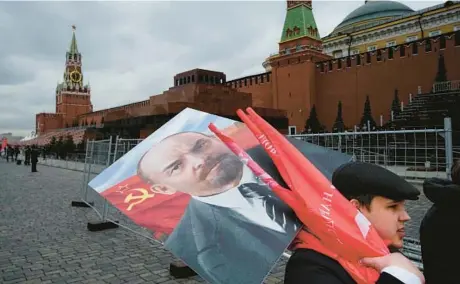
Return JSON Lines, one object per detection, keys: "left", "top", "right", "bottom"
{"left": 350, "top": 199, "right": 361, "bottom": 209}
{"left": 150, "top": 184, "right": 176, "bottom": 195}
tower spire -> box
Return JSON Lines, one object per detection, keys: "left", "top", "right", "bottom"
{"left": 280, "top": 0, "right": 320, "bottom": 44}
{"left": 287, "top": 0, "right": 311, "bottom": 9}
{"left": 69, "top": 25, "right": 78, "bottom": 54}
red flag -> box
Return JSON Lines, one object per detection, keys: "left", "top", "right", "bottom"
{"left": 101, "top": 175, "right": 190, "bottom": 237}
{"left": 1, "top": 138, "right": 7, "bottom": 151}
{"left": 209, "top": 107, "right": 390, "bottom": 284}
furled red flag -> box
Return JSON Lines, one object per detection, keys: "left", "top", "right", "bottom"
{"left": 100, "top": 175, "right": 190, "bottom": 238}
{"left": 208, "top": 108, "right": 390, "bottom": 284}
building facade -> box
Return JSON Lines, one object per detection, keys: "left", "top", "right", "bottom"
{"left": 33, "top": 0, "right": 460, "bottom": 141}
{"left": 322, "top": 1, "right": 460, "bottom": 57}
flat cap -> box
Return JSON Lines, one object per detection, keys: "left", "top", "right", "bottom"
{"left": 332, "top": 162, "right": 420, "bottom": 201}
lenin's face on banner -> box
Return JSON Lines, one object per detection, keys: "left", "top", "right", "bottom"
{"left": 138, "top": 132, "right": 244, "bottom": 197}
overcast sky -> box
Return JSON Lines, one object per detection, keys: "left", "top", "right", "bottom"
{"left": 0, "top": 1, "right": 441, "bottom": 137}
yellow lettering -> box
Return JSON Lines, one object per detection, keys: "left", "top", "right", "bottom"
{"left": 124, "top": 188, "right": 155, "bottom": 211}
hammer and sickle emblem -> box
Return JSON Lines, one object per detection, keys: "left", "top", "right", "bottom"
{"left": 124, "top": 188, "right": 155, "bottom": 211}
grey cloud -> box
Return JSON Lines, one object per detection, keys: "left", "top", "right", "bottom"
{"left": 0, "top": 58, "right": 35, "bottom": 85}
{"left": 0, "top": 104, "right": 36, "bottom": 130}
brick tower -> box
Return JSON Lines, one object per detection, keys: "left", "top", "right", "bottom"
{"left": 268, "top": 0, "right": 330, "bottom": 133}
{"left": 56, "top": 25, "right": 92, "bottom": 127}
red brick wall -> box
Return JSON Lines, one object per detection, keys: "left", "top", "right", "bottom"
{"left": 315, "top": 37, "right": 460, "bottom": 129}
{"left": 149, "top": 83, "right": 254, "bottom": 116}
{"left": 192, "top": 86, "right": 252, "bottom": 116}
{"left": 58, "top": 93, "right": 93, "bottom": 126}
{"left": 36, "top": 113, "right": 63, "bottom": 134}
{"left": 229, "top": 73, "right": 273, "bottom": 108}
{"left": 270, "top": 56, "right": 318, "bottom": 130}
{"left": 161, "top": 84, "right": 197, "bottom": 103}
{"left": 79, "top": 99, "right": 150, "bottom": 125}
{"left": 75, "top": 83, "right": 267, "bottom": 128}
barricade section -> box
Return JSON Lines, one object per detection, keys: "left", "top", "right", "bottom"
{"left": 71, "top": 140, "right": 93, "bottom": 208}
{"left": 289, "top": 117, "right": 456, "bottom": 181}
{"left": 71, "top": 138, "right": 119, "bottom": 231}
{"left": 402, "top": 238, "right": 423, "bottom": 271}
{"left": 85, "top": 138, "right": 112, "bottom": 217}
{"left": 113, "top": 138, "right": 143, "bottom": 161}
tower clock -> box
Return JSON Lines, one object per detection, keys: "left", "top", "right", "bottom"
{"left": 69, "top": 67, "right": 82, "bottom": 83}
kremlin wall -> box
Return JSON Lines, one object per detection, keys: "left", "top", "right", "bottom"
{"left": 307, "top": 31, "right": 458, "bottom": 130}
{"left": 30, "top": 0, "right": 460, "bottom": 145}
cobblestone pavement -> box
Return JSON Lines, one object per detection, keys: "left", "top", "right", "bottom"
{"left": 0, "top": 159, "right": 430, "bottom": 284}
{"left": 0, "top": 159, "right": 286, "bottom": 284}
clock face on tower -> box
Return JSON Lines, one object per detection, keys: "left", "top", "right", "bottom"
{"left": 70, "top": 70, "right": 82, "bottom": 83}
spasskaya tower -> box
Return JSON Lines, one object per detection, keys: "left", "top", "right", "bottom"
{"left": 55, "top": 25, "right": 93, "bottom": 127}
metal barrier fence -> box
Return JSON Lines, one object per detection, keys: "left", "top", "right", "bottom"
{"left": 290, "top": 117, "right": 455, "bottom": 181}
{"left": 40, "top": 152, "right": 108, "bottom": 173}
{"left": 73, "top": 136, "right": 159, "bottom": 241}
{"left": 74, "top": 138, "right": 113, "bottom": 227}
{"left": 432, "top": 80, "right": 460, "bottom": 93}
{"left": 68, "top": 123, "right": 457, "bottom": 271}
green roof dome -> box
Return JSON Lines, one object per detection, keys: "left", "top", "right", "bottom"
{"left": 333, "top": 1, "right": 414, "bottom": 33}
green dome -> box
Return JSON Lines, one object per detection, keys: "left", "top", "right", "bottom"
{"left": 334, "top": 1, "right": 414, "bottom": 33}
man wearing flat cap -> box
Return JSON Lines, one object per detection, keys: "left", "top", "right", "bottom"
{"left": 285, "top": 162, "right": 423, "bottom": 284}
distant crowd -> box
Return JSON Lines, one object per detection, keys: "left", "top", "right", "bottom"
{"left": 0, "top": 144, "right": 41, "bottom": 172}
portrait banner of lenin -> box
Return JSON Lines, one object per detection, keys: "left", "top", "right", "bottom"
{"left": 88, "top": 108, "right": 352, "bottom": 284}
